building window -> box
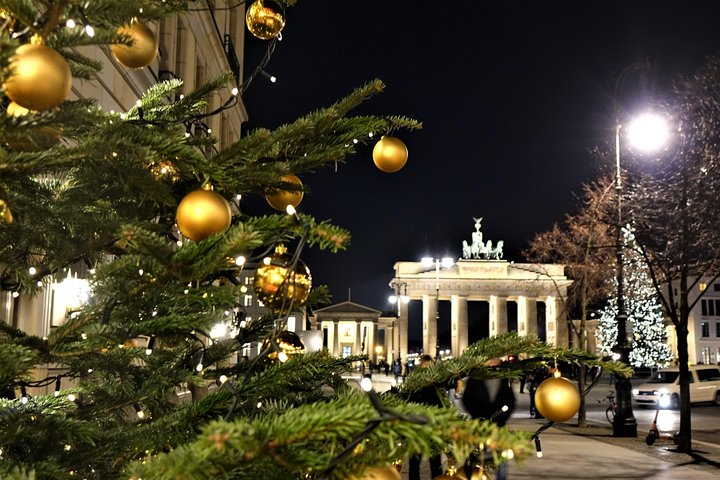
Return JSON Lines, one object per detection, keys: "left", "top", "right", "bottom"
{"left": 342, "top": 346, "right": 352, "bottom": 358}
{"left": 702, "top": 299, "right": 708, "bottom": 316}
{"left": 243, "top": 295, "right": 253, "bottom": 307}
{"left": 716, "top": 322, "right": 720, "bottom": 337}
{"left": 714, "top": 283, "right": 720, "bottom": 291}
{"left": 701, "top": 321, "right": 710, "bottom": 337}
{"left": 244, "top": 276, "right": 252, "bottom": 285}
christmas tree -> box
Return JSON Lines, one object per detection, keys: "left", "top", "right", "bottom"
{"left": 597, "top": 226, "right": 673, "bottom": 368}
{"left": 0, "top": 2, "right": 628, "bottom": 479}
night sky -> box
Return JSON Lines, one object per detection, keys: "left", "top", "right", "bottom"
{"left": 242, "top": 1, "right": 720, "bottom": 315}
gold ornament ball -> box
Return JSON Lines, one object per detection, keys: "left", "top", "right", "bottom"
{"left": 534, "top": 376, "right": 581, "bottom": 422}
{"left": 246, "top": 0, "right": 285, "bottom": 40}
{"left": 253, "top": 245, "right": 312, "bottom": 314}
{"left": 5, "top": 102, "right": 62, "bottom": 151}
{"left": 176, "top": 189, "right": 232, "bottom": 242}
{"left": 4, "top": 43, "right": 72, "bottom": 111}
{"left": 111, "top": 22, "right": 158, "bottom": 69}
{"left": 349, "top": 466, "right": 401, "bottom": 480}
{"left": 265, "top": 174, "right": 304, "bottom": 211}
{"left": 0, "top": 199, "right": 13, "bottom": 224}
{"left": 372, "top": 136, "right": 408, "bottom": 173}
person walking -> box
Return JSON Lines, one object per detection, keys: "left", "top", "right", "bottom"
{"left": 406, "top": 354, "right": 443, "bottom": 480}
{"left": 459, "top": 358, "right": 516, "bottom": 480}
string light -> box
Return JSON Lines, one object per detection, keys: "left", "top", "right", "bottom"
{"left": 219, "top": 375, "right": 228, "bottom": 384}
{"left": 66, "top": 19, "right": 76, "bottom": 28}
{"left": 67, "top": 394, "right": 76, "bottom": 402}
{"left": 28, "top": 267, "right": 36, "bottom": 275}
{"left": 235, "top": 255, "right": 246, "bottom": 266}
{"left": 278, "top": 351, "right": 288, "bottom": 363}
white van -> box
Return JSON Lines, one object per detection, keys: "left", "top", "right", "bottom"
{"left": 632, "top": 365, "right": 720, "bottom": 408}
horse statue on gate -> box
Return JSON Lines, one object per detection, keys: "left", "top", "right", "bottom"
{"left": 487, "top": 240, "right": 504, "bottom": 260}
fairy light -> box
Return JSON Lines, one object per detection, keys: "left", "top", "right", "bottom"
{"left": 138, "top": 268, "right": 144, "bottom": 276}
{"left": 231, "top": 87, "right": 239, "bottom": 96}
{"left": 235, "top": 255, "right": 245, "bottom": 266}
{"left": 67, "top": 394, "right": 76, "bottom": 402}
{"left": 369, "top": 132, "right": 374, "bottom": 138}
{"left": 28, "top": 267, "right": 37, "bottom": 275}
{"left": 360, "top": 377, "right": 373, "bottom": 392}
{"left": 278, "top": 351, "right": 288, "bottom": 363}
{"left": 84, "top": 24, "right": 94, "bottom": 37}
{"left": 256, "top": 401, "right": 262, "bottom": 408}
{"left": 12, "top": 292, "right": 19, "bottom": 298}
{"left": 196, "top": 362, "right": 203, "bottom": 372}
{"left": 219, "top": 375, "right": 228, "bottom": 384}
{"left": 81, "top": 333, "right": 88, "bottom": 340}
{"left": 66, "top": 19, "right": 76, "bottom": 28}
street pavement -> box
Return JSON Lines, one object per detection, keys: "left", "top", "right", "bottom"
{"left": 355, "top": 373, "right": 720, "bottom": 479}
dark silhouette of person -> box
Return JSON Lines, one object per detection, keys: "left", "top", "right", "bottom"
{"left": 407, "top": 354, "right": 443, "bottom": 480}
{"left": 460, "top": 358, "right": 516, "bottom": 480}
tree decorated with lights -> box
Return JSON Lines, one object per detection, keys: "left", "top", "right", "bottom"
{"left": 0, "top": 2, "right": 628, "bottom": 479}
{"left": 597, "top": 226, "right": 673, "bottom": 367}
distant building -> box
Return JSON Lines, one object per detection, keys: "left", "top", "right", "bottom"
{"left": 667, "top": 279, "right": 720, "bottom": 365}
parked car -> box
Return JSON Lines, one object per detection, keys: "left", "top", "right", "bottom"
{"left": 632, "top": 365, "right": 720, "bottom": 408}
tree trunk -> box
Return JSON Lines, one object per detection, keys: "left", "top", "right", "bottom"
{"left": 577, "top": 363, "right": 587, "bottom": 428}
{"left": 675, "top": 321, "right": 692, "bottom": 453}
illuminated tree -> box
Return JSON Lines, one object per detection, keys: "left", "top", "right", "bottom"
{"left": 597, "top": 227, "right": 673, "bottom": 367}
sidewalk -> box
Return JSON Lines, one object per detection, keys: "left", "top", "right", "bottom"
{"left": 360, "top": 373, "right": 720, "bottom": 479}
{"left": 506, "top": 417, "right": 719, "bottom": 479}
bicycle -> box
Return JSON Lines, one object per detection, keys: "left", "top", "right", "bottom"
{"left": 598, "top": 391, "right": 617, "bottom": 425}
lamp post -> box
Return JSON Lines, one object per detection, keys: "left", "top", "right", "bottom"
{"left": 612, "top": 112, "right": 669, "bottom": 438}
{"left": 388, "top": 281, "right": 408, "bottom": 363}
{"left": 421, "top": 256, "right": 454, "bottom": 357}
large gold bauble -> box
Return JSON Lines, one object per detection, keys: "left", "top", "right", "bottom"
{"left": 4, "top": 43, "right": 72, "bottom": 111}
{"left": 372, "top": 136, "right": 408, "bottom": 173}
{"left": 265, "top": 174, "right": 303, "bottom": 211}
{"left": 349, "top": 466, "right": 401, "bottom": 480}
{"left": 111, "top": 22, "right": 158, "bottom": 69}
{"left": 253, "top": 245, "right": 311, "bottom": 314}
{"left": 5, "top": 102, "right": 62, "bottom": 151}
{"left": 534, "top": 376, "right": 581, "bottom": 422}
{"left": 176, "top": 188, "right": 232, "bottom": 242}
{"left": 246, "top": 0, "right": 285, "bottom": 40}
{"left": 265, "top": 330, "right": 305, "bottom": 361}
{"left": 0, "top": 199, "right": 13, "bottom": 224}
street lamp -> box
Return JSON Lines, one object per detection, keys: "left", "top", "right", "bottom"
{"left": 612, "top": 111, "right": 670, "bottom": 438}
{"left": 421, "top": 256, "right": 454, "bottom": 356}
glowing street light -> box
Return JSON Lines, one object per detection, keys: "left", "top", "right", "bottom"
{"left": 612, "top": 110, "right": 670, "bottom": 438}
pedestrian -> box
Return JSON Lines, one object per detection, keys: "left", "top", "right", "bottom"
{"left": 392, "top": 359, "right": 402, "bottom": 383}
{"left": 519, "top": 372, "right": 527, "bottom": 393}
{"left": 528, "top": 366, "right": 551, "bottom": 418}
{"left": 460, "top": 358, "right": 516, "bottom": 480}
{"left": 406, "top": 354, "right": 443, "bottom": 480}
{"left": 383, "top": 361, "right": 390, "bottom": 376}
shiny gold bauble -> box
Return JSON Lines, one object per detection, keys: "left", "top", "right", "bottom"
{"left": 111, "top": 22, "right": 158, "bottom": 69}
{"left": 372, "top": 136, "right": 408, "bottom": 173}
{"left": 265, "top": 174, "right": 303, "bottom": 211}
{"left": 434, "top": 465, "right": 488, "bottom": 480}
{"left": 176, "top": 188, "right": 232, "bottom": 242}
{"left": 5, "top": 102, "right": 62, "bottom": 151}
{"left": 534, "top": 376, "right": 581, "bottom": 422}
{"left": 349, "top": 466, "right": 401, "bottom": 480}
{"left": 246, "top": 0, "right": 285, "bottom": 40}
{"left": 253, "top": 245, "right": 312, "bottom": 313}
{"left": 4, "top": 43, "right": 72, "bottom": 111}
{"left": 266, "top": 330, "right": 305, "bottom": 361}
{"left": 0, "top": 199, "right": 13, "bottom": 224}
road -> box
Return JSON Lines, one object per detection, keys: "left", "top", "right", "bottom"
{"left": 578, "top": 383, "right": 720, "bottom": 446}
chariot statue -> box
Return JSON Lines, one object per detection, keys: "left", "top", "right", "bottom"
{"left": 461, "top": 218, "right": 504, "bottom": 260}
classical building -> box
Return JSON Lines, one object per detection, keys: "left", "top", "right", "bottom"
{"left": 389, "top": 260, "right": 572, "bottom": 361}
{"left": 310, "top": 302, "right": 382, "bottom": 360}
{"left": 668, "top": 279, "right": 720, "bottom": 365}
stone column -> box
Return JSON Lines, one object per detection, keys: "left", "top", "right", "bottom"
{"left": 545, "top": 295, "right": 567, "bottom": 346}
{"left": 489, "top": 295, "right": 508, "bottom": 337}
{"left": 397, "top": 302, "right": 409, "bottom": 362}
{"left": 450, "top": 295, "right": 469, "bottom": 357}
{"left": 517, "top": 296, "right": 538, "bottom": 337}
{"left": 422, "top": 294, "right": 437, "bottom": 357}
{"left": 354, "top": 322, "right": 362, "bottom": 355}
{"left": 385, "top": 323, "right": 393, "bottom": 362}
{"left": 332, "top": 321, "right": 339, "bottom": 356}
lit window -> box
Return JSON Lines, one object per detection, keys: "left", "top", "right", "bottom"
{"left": 245, "top": 276, "right": 252, "bottom": 285}
{"left": 701, "top": 321, "right": 710, "bottom": 338}
{"left": 700, "top": 283, "right": 707, "bottom": 291}
{"left": 244, "top": 295, "right": 253, "bottom": 307}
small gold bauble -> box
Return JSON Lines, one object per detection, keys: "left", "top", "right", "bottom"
{"left": 5, "top": 102, "right": 62, "bottom": 151}
{"left": 176, "top": 188, "right": 232, "bottom": 242}
{"left": 246, "top": 0, "right": 285, "bottom": 40}
{"left": 111, "top": 22, "right": 158, "bottom": 69}
{"left": 4, "top": 43, "right": 72, "bottom": 111}
{"left": 266, "top": 330, "right": 305, "bottom": 361}
{"left": 534, "top": 376, "right": 581, "bottom": 422}
{"left": 350, "top": 466, "right": 401, "bottom": 480}
{"left": 253, "top": 245, "right": 312, "bottom": 314}
{"left": 372, "top": 136, "right": 408, "bottom": 173}
{"left": 265, "top": 174, "right": 303, "bottom": 211}
{"left": 0, "top": 199, "right": 13, "bottom": 224}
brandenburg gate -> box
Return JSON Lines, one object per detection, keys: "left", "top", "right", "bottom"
{"left": 387, "top": 218, "right": 572, "bottom": 361}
